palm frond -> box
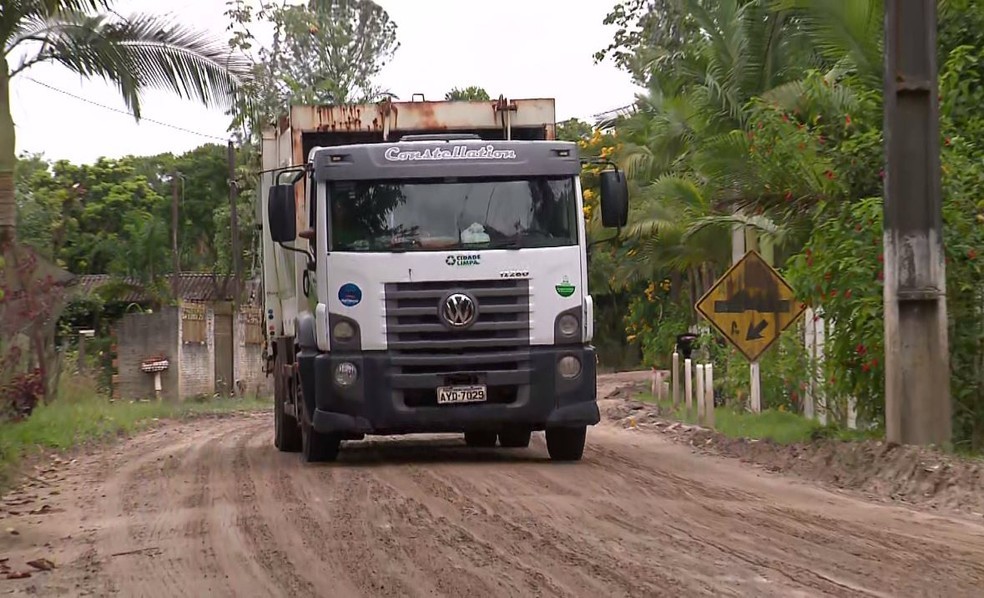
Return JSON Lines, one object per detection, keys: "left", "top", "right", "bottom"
{"left": 647, "top": 174, "right": 708, "bottom": 208}
{"left": 761, "top": 77, "right": 859, "bottom": 115}
{"left": 685, "top": 212, "right": 781, "bottom": 241}
{"left": 2, "top": 0, "right": 113, "bottom": 44}
{"left": 693, "top": 129, "right": 755, "bottom": 192}
{"left": 620, "top": 145, "right": 658, "bottom": 182}
{"left": 39, "top": 0, "right": 113, "bottom": 12}
{"left": 621, "top": 216, "right": 681, "bottom": 243}
{"left": 770, "top": 0, "right": 883, "bottom": 86}
{"left": 10, "top": 10, "right": 252, "bottom": 119}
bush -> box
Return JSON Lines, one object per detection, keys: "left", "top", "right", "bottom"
{"left": 624, "top": 278, "right": 691, "bottom": 368}
{"left": 784, "top": 197, "right": 886, "bottom": 425}
{"left": 785, "top": 139, "right": 984, "bottom": 448}
{"left": 0, "top": 368, "right": 43, "bottom": 421}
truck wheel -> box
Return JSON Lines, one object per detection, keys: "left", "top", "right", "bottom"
{"left": 273, "top": 365, "right": 301, "bottom": 452}
{"left": 300, "top": 417, "right": 341, "bottom": 463}
{"left": 498, "top": 429, "right": 532, "bottom": 448}
{"left": 464, "top": 431, "right": 497, "bottom": 448}
{"left": 545, "top": 426, "right": 587, "bottom": 462}
{"left": 274, "top": 395, "right": 302, "bottom": 452}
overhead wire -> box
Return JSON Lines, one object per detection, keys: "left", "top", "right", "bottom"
{"left": 22, "top": 76, "right": 231, "bottom": 143}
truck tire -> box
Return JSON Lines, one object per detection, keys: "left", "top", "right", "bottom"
{"left": 273, "top": 352, "right": 301, "bottom": 452}
{"left": 498, "top": 428, "right": 532, "bottom": 448}
{"left": 463, "top": 431, "right": 497, "bottom": 448}
{"left": 545, "top": 426, "right": 587, "bottom": 461}
{"left": 301, "top": 419, "right": 341, "bottom": 463}
{"left": 274, "top": 392, "right": 302, "bottom": 452}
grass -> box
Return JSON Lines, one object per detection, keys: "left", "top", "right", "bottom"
{"left": 637, "top": 393, "right": 880, "bottom": 445}
{"left": 0, "top": 374, "right": 271, "bottom": 488}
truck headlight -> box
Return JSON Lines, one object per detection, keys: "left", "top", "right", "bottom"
{"left": 334, "top": 362, "right": 358, "bottom": 387}
{"left": 333, "top": 320, "right": 355, "bottom": 341}
{"left": 558, "top": 355, "right": 582, "bottom": 379}
{"left": 558, "top": 314, "right": 579, "bottom": 337}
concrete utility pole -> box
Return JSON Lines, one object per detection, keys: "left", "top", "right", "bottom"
{"left": 883, "top": 0, "right": 951, "bottom": 445}
{"left": 227, "top": 141, "right": 241, "bottom": 306}
{"left": 171, "top": 171, "right": 180, "bottom": 300}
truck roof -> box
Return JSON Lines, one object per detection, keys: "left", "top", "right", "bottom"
{"left": 276, "top": 97, "right": 556, "bottom": 139}
{"left": 310, "top": 138, "right": 581, "bottom": 181}
{"left": 262, "top": 96, "right": 558, "bottom": 177}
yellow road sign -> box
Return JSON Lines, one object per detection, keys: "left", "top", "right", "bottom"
{"left": 695, "top": 250, "right": 806, "bottom": 363}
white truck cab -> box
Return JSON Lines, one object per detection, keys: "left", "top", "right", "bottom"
{"left": 259, "top": 97, "right": 628, "bottom": 462}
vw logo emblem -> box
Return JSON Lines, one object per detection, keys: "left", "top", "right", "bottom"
{"left": 441, "top": 292, "right": 477, "bottom": 328}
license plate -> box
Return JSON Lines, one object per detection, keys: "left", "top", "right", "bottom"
{"left": 436, "top": 385, "right": 487, "bottom": 404}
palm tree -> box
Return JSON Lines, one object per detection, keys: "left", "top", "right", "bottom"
{"left": 617, "top": 175, "right": 731, "bottom": 302}
{"left": 612, "top": 0, "right": 879, "bottom": 254}
{"left": 0, "top": 0, "right": 252, "bottom": 243}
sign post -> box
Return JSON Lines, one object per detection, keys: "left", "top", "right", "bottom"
{"left": 695, "top": 250, "right": 805, "bottom": 412}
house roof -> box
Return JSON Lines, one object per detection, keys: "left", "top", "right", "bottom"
{"left": 75, "top": 273, "right": 261, "bottom": 305}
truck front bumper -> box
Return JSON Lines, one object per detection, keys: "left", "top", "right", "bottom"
{"left": 309, "top": 346, "right": 598, "bottom": 436}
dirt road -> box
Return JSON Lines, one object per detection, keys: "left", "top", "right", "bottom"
{"left": 2, "top": 374, "right": 983, "bottom": 597}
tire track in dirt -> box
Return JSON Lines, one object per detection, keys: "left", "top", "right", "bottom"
{"left": 391, "top": 446, "right": 815, "bottom": 597}
{"left": 735, "top": 503, "right": 984, "bottom": 594}
{"left": 396, "top": 463, "right": 673, "bottom": 596}
{"left": 579, "top": 426, "right": 984, "bottom": 596}
{"left": 389, "top": 438, "right": 766, "bottom": 595}
{"left": 585, "top": 440, "right": 760, "bottom": 503}
{"left": 100, "top": 421, "right": 243, "bottom": 596}
{"left": 5, "top": 409, "right": 984, "bottom": 598}
{"left": 230, "top": 426, "right": 320, "bottom": 597}
{"left": 200, "top": 419, "right": 283, "bottom": 597}
{"left": 328, "top": 468, "right": 509, "bottom": 597}
{"left": 32, "top": 420, "right": 247, "bottom": 596}
{"left": 242, "top": 426, "right": 368, "bottom": 597}
{"left": 347, "top": 461, "right": 571, "bottom": 597}
{"left": 577, "top": 443, "right": 882, "bottom": 595}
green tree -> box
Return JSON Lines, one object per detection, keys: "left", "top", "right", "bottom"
{"left": 14, "top": 144, "right": 258, "bottom": 290}
{"left": 556, "top": 118, "right": 593, "bottom": 142}
{"left": 601, "top": 0, "right": 984, "bottom": 447}
{"left": 590, "top": 0, "right": 881, "bottom": 383}
{"left": 608, "top": 0, "right": 862, "bottom": 293}
{"left": 0, "top": 0, "right": 251, "bottom": 244}
{"left": 445, "top": 86, "right": 490, "bottom": 101}
{"left": 112, "top": 209, "right": 170, "bottom": 283}
{"left": 144, "top": 144, "right": 233, "bottom": 274}
{"left": 15, "top": 156, "right": 169, "bottom": 274}
{"left": 595, "top": 0, "right": 705, "bottom": 86}
{"left": 225, "top": 0, "right": 400, "bottom": 138}
{"left": 13, "top": 153, "right": 55, "bottom": 255}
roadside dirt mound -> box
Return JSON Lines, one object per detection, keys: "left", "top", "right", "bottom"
{"left": 605, "top": 397, "right": 984, "bottom": 518}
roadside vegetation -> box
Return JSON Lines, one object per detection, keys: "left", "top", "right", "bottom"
{"left": 635, "top": 392, "right": 879, "bottom": 445}
{"left": 578, "top": 0, "right": 984, "bottom": 453}
{"left": 0, "top": 368, "right": 270, "bottom": 488}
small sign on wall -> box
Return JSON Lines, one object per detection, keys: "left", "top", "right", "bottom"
{"left": 239, "top": 307, "right": 265, "bottom": 346}
{"left": 182, "top": 303, "right": 207, "bottom": 344}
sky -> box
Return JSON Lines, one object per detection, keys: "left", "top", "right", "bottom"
{"left": 9, "top": 0, "right": 644, "bottom": 165}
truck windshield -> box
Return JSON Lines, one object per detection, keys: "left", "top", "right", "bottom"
{"left": 328, "top": 176, "right": 578, "bottom": 252}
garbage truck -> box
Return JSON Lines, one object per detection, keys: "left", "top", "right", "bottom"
{"left": 258, "top": 95, "right": 628, "bottom": 462}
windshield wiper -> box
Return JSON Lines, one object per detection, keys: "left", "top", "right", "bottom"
{"left": 488, "top": 238, "right": 522, "bottom": 250}
{"left": 381, "top": 237, "right": 420, "bottom": 252}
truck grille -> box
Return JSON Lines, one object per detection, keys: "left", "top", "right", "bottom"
{"left": 384, "top": 279, "right": 532, "bottom": 406}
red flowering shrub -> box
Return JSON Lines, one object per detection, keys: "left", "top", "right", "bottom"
{"left": 1, "top": 244, "right": 67, "bottom": 421}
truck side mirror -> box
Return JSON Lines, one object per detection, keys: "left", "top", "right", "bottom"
{"left": 599, "top": 170, "right": 629, "bottom": 228}
{"left": 268, "top": 184, "right": 296, "bottom": 243}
